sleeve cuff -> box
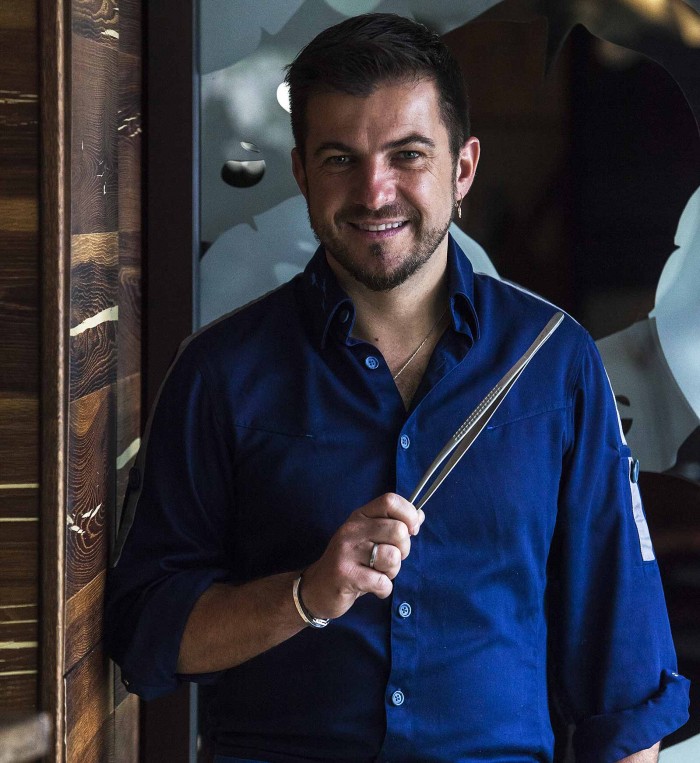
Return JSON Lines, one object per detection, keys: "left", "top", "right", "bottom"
{"left": 573, "top": 669, "right": 691, "bottom": 763}
{"left": 113, "top": 568, "right": 231, "bottom": 700}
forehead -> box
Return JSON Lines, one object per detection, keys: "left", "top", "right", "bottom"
{"left": 304, "top": 78, "right": 448, "bottom": 150}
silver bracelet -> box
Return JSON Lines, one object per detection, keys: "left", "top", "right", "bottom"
{"left": 293, "top": 575, "right": 330, "bottom": 628}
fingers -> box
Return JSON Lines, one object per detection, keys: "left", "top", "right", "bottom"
{"left": 361, "top": 493, "right": 425, "bottom": 536}
{"left": 300, "top": 494, "right": 425, "bottom": 620}
{"left": 367, "top": 541, "right": 402, "bottom": 578}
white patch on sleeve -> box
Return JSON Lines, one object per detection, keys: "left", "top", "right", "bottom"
{"left": 629, "top": 458, "right": 655, "bottom": 561}
{"left": 603, "top": 367, "right": 628, "bottom": 445}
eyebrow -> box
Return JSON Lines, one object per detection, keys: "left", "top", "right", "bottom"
{"left": 313, "top": 133, "right": 436, "bottom": 157}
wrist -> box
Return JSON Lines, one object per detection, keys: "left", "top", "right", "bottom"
{"left": 292, "top": 573, "right": 331, "bottom": 629}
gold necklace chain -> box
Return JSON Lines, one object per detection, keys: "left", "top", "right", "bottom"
{"left": 392, "top": 308, "right": 448, "bottom": 381}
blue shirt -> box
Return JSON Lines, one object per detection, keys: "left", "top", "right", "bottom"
{"left": 105, "top": 237, "right": 689, "bottom": 763}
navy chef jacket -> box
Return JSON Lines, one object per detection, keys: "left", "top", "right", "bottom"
{"left": 105, "top": 237, "right": 689, "bottom": 763}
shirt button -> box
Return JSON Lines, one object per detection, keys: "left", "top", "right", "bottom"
{"left": 398, "top": 602, "right": 412, "bottom": 618}
{"left": 630, "top": 458, "right": 640, "bottom": 483}
{"left": 400, "top": 434, "right": 410, "bottom": 449}
{"left": 338, "top": 308, "right": 350, "bottom": 324}
{"left": 365, "top": 355, "right": 379, "bottom": 370}
{"left": 391, "top": 690, "right": 405, "bottom": 706}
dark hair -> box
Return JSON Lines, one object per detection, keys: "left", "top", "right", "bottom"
{"left": 285, "top": 13, "right": 470, "bottom": 161}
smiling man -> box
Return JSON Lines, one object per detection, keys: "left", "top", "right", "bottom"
{"left": 105, "top": 14, "right": 689, "bottom": 763}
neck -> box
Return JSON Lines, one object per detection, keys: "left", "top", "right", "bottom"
{"left": 326, "top": 242, "right": 450, "bottom": 410}
{"left": 326, "top": 240, "right": 450, "bottom": 343}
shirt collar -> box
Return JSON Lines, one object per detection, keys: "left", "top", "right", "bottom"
{"left": 301, "top": 234, "right": 480, "bottom": 349}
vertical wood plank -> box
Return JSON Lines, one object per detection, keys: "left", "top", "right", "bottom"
{"left": 39, "top": 0, "right": 71, "bottom": 757}
{"left": 64, "top": 643, "right": 112, "bottom": 761}
{"left": 0, "top": 0, "right": 41, "bottom": 731}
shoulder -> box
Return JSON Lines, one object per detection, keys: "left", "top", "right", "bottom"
{"left": 174, "top": 279, "right": 304, "bottom": 374}
{"left": 474, "top": 273, "right": 588, "bottom": 353}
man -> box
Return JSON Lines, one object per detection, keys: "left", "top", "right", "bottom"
{"left": 105, "top": 14, "right": 689, "bottom": 762}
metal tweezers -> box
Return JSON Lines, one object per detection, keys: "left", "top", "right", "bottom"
{"left": 408, "top": 311, "right": 565, "bottom": 511}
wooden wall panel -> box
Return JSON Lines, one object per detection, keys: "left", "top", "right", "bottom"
{"left": 65, "top": 383, "right": 113, "bottom": 609}
{"left": 0, "top": 521, "right": 38, "bottom": 715}
{"left": 0, "top": 0, "right": 40, "bottom": 717}
{"left": 65, "top": 570, "right": 105, "bottom": 671}
{"left": 70, "top": 32, "right": 118, "bottom": 234}
{"left": 65, "top": 643, "right": 112, "bottom": 761}
{"left": 0, "top": 399, "right": 38, "bottom": 484}
{"left": 59, "top": 0, "right": 143, "bottom": 758}
{"left": 70, "top": 232, "right": 119, "bottom": 325}
{"left": 6, "top": 0, "right": 145, "bottom": 754}
{"left": 0, "top": 233, "right": 39, "bottom": 391}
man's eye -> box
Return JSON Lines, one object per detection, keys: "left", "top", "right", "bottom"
{"left": 397, "top": 151, "right": 421, "bottom": 161}
{"left": 326, "top": 155, "right": 351, "bottom": 165}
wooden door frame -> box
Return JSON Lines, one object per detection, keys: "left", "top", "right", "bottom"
{"left": 39, "top": 0, "right": 70, "bottom": 758}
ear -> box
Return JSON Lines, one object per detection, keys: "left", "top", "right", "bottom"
{"left": 291, "top": 147, "right": 308, "bottom": 199}
{"left": 454, "top": 136, "right": 480, "bottom": 202}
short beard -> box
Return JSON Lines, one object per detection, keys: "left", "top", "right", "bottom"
{"left": 307, "top": 204, "right": 453, "bottom": 292}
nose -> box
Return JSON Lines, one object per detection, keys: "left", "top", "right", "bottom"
{"left": 354, "top": 158, "right": 396, "bottom": 211}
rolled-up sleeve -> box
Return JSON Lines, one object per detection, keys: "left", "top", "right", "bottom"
{"left": 104, "top": 342, "right": 235, "bottom": 700}
{"left": 551, "top": 335, "right": 690, "bottom": 762}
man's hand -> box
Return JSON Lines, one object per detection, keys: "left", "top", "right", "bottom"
{"left": 299, "top": 493, "right": 425, "bottom": 621}
{"left": 177, "top": 493, "right": 423, "bottom": 674}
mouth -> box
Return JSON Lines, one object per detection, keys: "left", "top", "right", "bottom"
{"left": 348, "top": 220, "right": 409, "bottom": 236}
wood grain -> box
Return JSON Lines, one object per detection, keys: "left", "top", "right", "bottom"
{"left": 117, "top": 242, "right": 141, "bottom": 380}
{"left": 0, "top": 616, "right": 38, "bottom": 648}
{"left": 115, "top": 373, "right": 140, "bottom": 529}
{"left": 72, "top": 0, "right": 119, "bottom": 45}
{"left": 0, "top": 377, "right": 37, "bottom": 715}
{"left": 39, "top": 0, "right": 70, "bottom": 756}
{"left": 117, "top": 0, "right": 141, "bottom": 58}
{"left": 70, "top": 321, "right": 118, "bottom": 401}
{"left": 66, "top": 386, "right": 113, "bottom": 600}
{"left": 71, "top": 32, "right": 118, "bottom": 234}
{"left": 0, "top": 514, "right": 38, "bottom": 682}
{"left": 0, "top": 586, "right": 37, "bottom": 608}
{"left": 65, "top": 570, "right": 105, "bottom": 673}
{"left": 0, "top": 398, "right": 38, "bottom": 484}
{"left": 0, "top": 1, "right": 37, "bottom": 30}
{"left": 0, "top": 488, "right": 38, "bottom": 521}
{"left": 65, "top": 643, "right": 112, "bottom": 761}
{"left": 0, "top": 132, "right": 38, "bottom": 193}
{"left": 0, "top": 521, "right": 39, "bottom": 636}
{"left": 0, "top": 644, "right": 37, "bottom": 674}
{"left": 0, "top": 29, "right": 38, "bottom": 94}
{"left": 1, "top": 5, "right": 41, "bottom": 723}
{"left": 118, "top": 50, "right": 142, "bottom": 233}
{"left": 34, "top": 0, "right": 144, "bottom": 757}
{"left": 0, "top": 674, "right": 38, "bottom": 714}
{"left": 70, "top": 232, "right": 118, "bottom": 326}
{"left": 0, "top": 232, "right": 40, "bottom": 398}
{"left": 72, "top": 713, "right": 114, "bottom": 763}
{"left": 0, "top": 197, "right": 38, "bottom": 232}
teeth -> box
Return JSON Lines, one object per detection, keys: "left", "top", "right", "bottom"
{"left": 358, "top": 221, "right": 404, "bottom": 232}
